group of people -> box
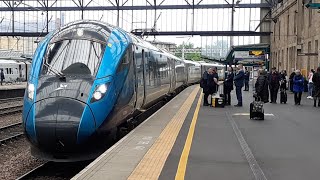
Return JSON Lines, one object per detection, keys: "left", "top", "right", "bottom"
{"left": 201, "top": 64, "right": 246, "bottom": 107}
{"left": 255, "top": 67, "right": 320, "bottom": 106}
{"left": 201, "top": 64, "right": 320, "bottom": 107}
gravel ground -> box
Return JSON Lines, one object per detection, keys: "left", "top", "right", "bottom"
{"left": 0, "top": 100, "right": 23, "bottom": 109}
{"left": 0, "top": 138, "right": 46, "bottom": 180}
{"left": 0, "top": 114, "right": 22, "bottom": 128}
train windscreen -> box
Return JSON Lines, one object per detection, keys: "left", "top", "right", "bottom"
{"left": 41, "top": 23, "right": 109, "bottom": 77}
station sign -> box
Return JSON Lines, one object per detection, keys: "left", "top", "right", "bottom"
{"left": 249, "top": 50, "right": 265, "bottom": 56}
{"left": 234, "top": 50, "right": 266, "bottom": 65}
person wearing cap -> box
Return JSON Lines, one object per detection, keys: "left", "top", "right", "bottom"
{"left": 268, "top": 67, "right": 281, "bottom": 103}
{"left": 293, "top": 69, "right": 305, "bottom": 105}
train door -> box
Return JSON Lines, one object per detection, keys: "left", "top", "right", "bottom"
{"left": 169, "top": 58, "right": 176, "bottom": 91}
{"left": 18, "top": 65, "right": 22, "bottom": 78}
{"left": 133, "top": 45, "right": 146, "bottom": 110}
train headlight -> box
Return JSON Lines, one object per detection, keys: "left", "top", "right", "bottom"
{"left": 91, "top": 83, "right": 109, "bottom": 102}
{"left": 27, "top": 83, "right": 35, "bottom": 100}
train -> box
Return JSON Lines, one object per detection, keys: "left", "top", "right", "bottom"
{"left": 0, "top": 60, "right": 31, "bottom": 83}
{"left": 22, "top": 20, "right": 225, "bottom": 161}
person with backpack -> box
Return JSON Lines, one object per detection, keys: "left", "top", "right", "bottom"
{"left": 293, "top": 69, "right": 305, "bottom": 105}
{"left": 312, "top": 67, "right": 320, "bottom": 107}
{"left": 201, "top": 68, "right": 210, "bottom": 106}
{"left": 224, "top": 67, "right": 234, "bottom": 106}
{"left": 255, "top": 69, "right": 269, "bottom": 103}
{"left": 268, "top": 67, "right": 281, "bottom": 103}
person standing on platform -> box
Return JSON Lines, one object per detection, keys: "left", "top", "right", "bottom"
{"left": 307, "top": 69, "right": 315, "bottom": 99}
{"left": 0, "top": 69, "right": 4, "bottom": 86}
{"left": 255, "top": 69, "right": 269, "bottom": 103}
{"left": 244, "top": 67, "right": 250, "bottom": 91}
{"left": 293, "top": 70, "right": 305, "bottom": 105}
{"left": 280, "top": 70, "right": 287, "bottom": 91}
{"left": 224, "top": 67, "right": 234, "bottom": 106}
{"left": 312, "top": 67, "right": 320, "bottom": 107}
{"left": 201, "top": 68, "right": 210, "bottom": 106}
{"left": 208, "top": 68, "right": 219, "bottom": 95}
{"left": 289, "top": 69, "right": 295, "bottom": 92}
{"left": 234, "top": 64, "right": 245, "bottom": 107}
{"left": 268, "top": 67, "right": 280, "bottom": 103}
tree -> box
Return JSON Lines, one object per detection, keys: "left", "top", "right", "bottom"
{"left": 175, "top": 42, "right": 202, "bottom": 61}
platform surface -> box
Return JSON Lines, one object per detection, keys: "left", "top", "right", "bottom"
{"left": 0, "top": 82, "right": 26, "bottom": 90}
{"left": 73, "top": 85, "right": 320, "bottom": 180}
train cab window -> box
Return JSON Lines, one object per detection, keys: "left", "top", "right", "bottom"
{"left": 41, "top": 23, "right": 109, "bottom": 77}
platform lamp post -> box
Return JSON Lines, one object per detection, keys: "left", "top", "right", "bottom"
{"left": 230, "top": 0, "right": 241, "bottom": 47}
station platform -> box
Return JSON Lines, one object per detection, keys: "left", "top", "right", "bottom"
{"left": 73, "top": 85, "right": 320, "bottom": 180}
{"left": 0, "top": 82, "right": 26, "bottom": 98}
{"left": 0, "top": 82, "right": 26, "bottom": 90}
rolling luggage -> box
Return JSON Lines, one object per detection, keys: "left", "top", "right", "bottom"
{"left": 250, "top": 95, "right": 264, "bottom": 120}
{"left": 280, "top": 90, "right": 287, "bottom": 104}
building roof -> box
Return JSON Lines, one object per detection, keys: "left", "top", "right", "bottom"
{"left": 0, "top": 49, "right": 33, "bottom": 61}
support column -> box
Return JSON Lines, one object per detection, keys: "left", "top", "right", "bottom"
{"left": 230, "top": 0, "right": 234, "bottom": 47}
{"left": 260, "top": 0, "right": 271, "bottom": 44}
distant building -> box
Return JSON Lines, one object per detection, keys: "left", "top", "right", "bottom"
{"left": 271, "top": 0, "right": 320, "bottom": 74}
{"left": 148, "top": 40, "right": 177, "bottom": 53}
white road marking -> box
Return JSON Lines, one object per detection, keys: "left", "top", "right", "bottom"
{"left": 227, "top": 112, "right": 268, "bottom": 180}
{"left": 233, "top": 113, "right": 274, "bottom": 116}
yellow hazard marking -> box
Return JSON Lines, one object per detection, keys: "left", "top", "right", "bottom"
{"left": 127, "top": 86, "right": 200, "bottom": 180}
{"left": 175, "top": 92, "right": 203, "bottom": 180}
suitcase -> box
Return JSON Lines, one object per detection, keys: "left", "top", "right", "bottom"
{"left": 250, "top": 96, "right": 264, "bottom": 120}
{"left": 280, "top": 90, "right": 287, "bottom": 104}
{"left": 212, "top": 94, "right": 225, "bottom": 108}
{"left": 211, "top": 84, "right": 225, "bottom": 108}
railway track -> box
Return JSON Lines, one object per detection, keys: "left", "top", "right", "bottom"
{"left": 0, "top": 97, "right": 24, "bottom": 104}
{"left": 0, "top": 122, "right": 24, "bottom": 144}
{"left": 17, "top": 161, "right": 90, "bottom": 180}
{"left": 0, "top": 105, "right": 23, "bottom": 116}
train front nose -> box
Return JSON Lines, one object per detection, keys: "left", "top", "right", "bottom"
{"left": 30, "top": 97, "right": 95, "bottom": 152}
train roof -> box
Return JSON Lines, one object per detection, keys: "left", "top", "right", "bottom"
{"left": 0, "top": 60, "right": 30, "bottom": 64}
{"left": 199, "top": 62, "right": 225, "bottom": 67}
{"left": 183, "top": 60, "right": 201, "bottom": 65}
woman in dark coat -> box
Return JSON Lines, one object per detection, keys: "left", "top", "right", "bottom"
{"left": 255, "top": 70, "right": 269, "bottom": 103}
{"left": 312, "top": 67, "right": 320, "bottom": 107}
{"left": 224, "top": 67, "right": 234, "bottom": 105}
{"left": 293, "top": 70, "right": 305, "bottom": 105}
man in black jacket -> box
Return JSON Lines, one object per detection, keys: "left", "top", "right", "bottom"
{"left": 312, "top": 67, "right": 320, "bottom": 107}
{"left": 255, "top": 70, "right": 269, "bottom": 103}
{"left": 224, "top": 67, "right": 234, "bottom": 105}
{"left": 268, "top": 67, "right": 280, "bottom": 103}
{"left": 234, "top": 64, "right": 245, "bottom": 107}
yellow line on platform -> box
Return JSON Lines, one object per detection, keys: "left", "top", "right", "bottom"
{"left": 127, "top": 86, "right": 200, "bottom": 180}
{"left": 175, "top": 92, "right": 203, "bottom": 180}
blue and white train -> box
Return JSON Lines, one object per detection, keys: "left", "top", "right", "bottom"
{"left": 22, "top": 20, "right": 224, "bottom": 161}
